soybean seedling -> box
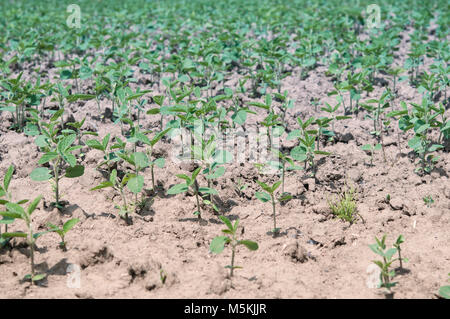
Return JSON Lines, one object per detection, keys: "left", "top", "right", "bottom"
{"left": 85, "top": 133, "right": 115, "bottom": 174}
{"left": 361, "top": 143, "right": 382, "bottom": 166}
{"left": 29, "top": 109, "right": 85, "bottom": 209}
{"left": 0, "top": 196, "right": 47, "bottom": 284}
{"left": 398, "top": 98, "right": 445, "bottom": 174}
{"left": 47, "top": 218, "right": 80, "bottom": 251}
{"left": 288, "top": 116, "right": 331, "bottom": 177}
{"left": 91, "top": 169, "right": 134, "bottom": 224}
{"left": 210, "top": 216, "right": 258, "bottom": 278}
{"left": 255, "top": 180, "right": 291, "bottom": 235}
{"left": 321, "top": 101, "right": 351, "bottom": 134}
{"left": 393, "top": 235, "right": 408, "bottom": 270}
{"left": 0, "top": 166, "right": 15, "bottom": 237}
{"left": 233, "top": 178, "right": 248, "bottom": 198}
{"left": 142, "top": 128, "right": 171, "bottom": 191}
{"left": 270, "top": 149, "right": 303, "bottom": 194}
{"left": 0, "top": 165, "right": 29, "bottom": 247}
{"left": 167, "top": 167, "right": 217, "bottom": 220}
{"left": 423, "top": 195, "right": 434, "bottom": 208}
{"left": 369, "top": 234, "right": 408, "bottom": 298}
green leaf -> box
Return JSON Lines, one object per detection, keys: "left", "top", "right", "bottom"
{"left": 369, "top": 244, "right": 384, "bottom": 257}
{"left": 63, "top": 218, "right": 80, "bottom": 234}
{"left": 439, "top": 286, "right": 450, "bottom": 299}
{"left": 198, "top": 187, "right": 218, "bottom": 195}
{"left": 0, "top": 211, "right": 22, "bottom": 220}
{"left": 85, "top": 139, "right": 104, "bottom": 151}
{"left": 127, "top": 175, "right": 144, "bottom": 194}
{"left": 57, "top": 134, "right": 76, "bottom": 153}
{"left": 248, "top": 101, "right": 269, "bottom": 110}
{"left": 385, "top": 248, "right": 398, "bottom": 260}
{"left": 255, "top": 191, "right": 271, "bottom": 203}
{"left": 146, "top": 108, "right": 160, "bottom": 115}
{"left": 133, "top": 152, "right": 149, "bottom": 169}
{"left": 30, "top": 167, "right": 52, "bottom": 181}
{"left": 408, "top": 136, "right": 422, "bottom": 151}
{"left": 4, "top": 165, "right": 14, "bottom": 191}
{"left": 0, "top": 216, "right": 15, "bottom": 224}
{"left": 231, "top": 110, "right": 247, "bottom": 125}
{"left": 60, "top": 69, "right": 72, "bottom": 79}
{"left": 271, "top": 181, "right": 282, "bottom": 193}
{"left": 35, "top": 135, "right": 49, "bottom": 148}
{"left": 336, "top": 116, "right": 352, "bottom": 120}
{"left": 428, "top": 144, "right": 443, "bottom": 152}
{"left": 191, "top": 167, "right": 202, "bottom": 182}
{"left": 38, "top": 152, "right": 59, "bottom": 165}
{"left": 265, "top": 94, "right": 272, "bottom": 108}
{"left": 176, "top": 174, "right": 191, "bottom": 182}
{"left": 150, "top": 128, "right": 171, "bottom": 147}
{"left": 210, "top": 236, "right": 229, "bottom": 254}
{"left": 31, "top": 273, "right": 46, "bottom": 282}
{"left": 219, "top": 215, "right": 233, "bottom": 231}
{"left": 33, "top": 231, "right": 49, "bottom": 240}
{"left": 361, "top": 144, "right": 372, "bottom": 151}
{"left": 90, "top": 181, "right": 114, "bottom": 191}
{"left": 65, "top": 165, "right": 85, "bottom": 178}
{"left": 50, "top": 108, "right": 64, "bottom": 122}
{"left": 1, "top": 232, "right": 27, "bottom": 238}
{"left": 154, "top": 157, "right": 165, "bottom": 168}
{"left": 167, "top": 183, "right": 188, "bottom": 195}
{"left": 27, "top": 195, "right": 42, "bottom": 215}
{"left": 67, "top": 94, "right": 95, "bottom": 103}
{"left": 314, "top": 150, "right": 331, "bottom": 156}
{"left": 256, "top": 180, "right": 271, "bottom": 193}
{"left": 62, "top": 153, "right": 77, "bottom": 167}
{"left": 287, "top": 129, "right": 302, "bottom": 140}
{"left": 279, "top": 193, "right": 293, "bottom": 202}
{"left": 395, "top": 235, "right": 405, "bottom": 245}
{"left": 238, "top": 240, "right": 258, "bottom": 251}
{"left": 290, "top": 146, "right": 307, "bottom": 162}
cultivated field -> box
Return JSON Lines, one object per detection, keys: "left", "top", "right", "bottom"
{"left": 0, "top": 0, "right": 449, "bottom": 299}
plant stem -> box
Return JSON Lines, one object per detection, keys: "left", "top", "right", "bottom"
{"left": 151, "top": 164, "right": 155, "bottom": 190}
{"left": 271, "top": 193, "right": 276, "bottom": 232}
{"left": 119, "top": 187, "right": 129, "bottom": 224}
{"left": 28, "top": 224, "right": 35, "bottom": 285}
{"left": 53, "top": 158, "right": 60, "bottom": 207}
{"left": 230, "top": 243, "right": 236, "bottom": 277}
{"left": 194, "top": 179, "right": 201, "bottom": 219}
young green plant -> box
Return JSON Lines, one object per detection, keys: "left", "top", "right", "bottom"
{"left": 369, "top": 234, "right": 408, "bottom": 297}
{"left": 47, "top": 218, "right": 80, "bottom": 251}
{"left": 29, "top": 109, "right": 85, "bottom": 209}
{"left": 0, "top": 196, "right": 46, "bottom": 284}
{"left": 255, "top": 180, "right": 291, "bottom": 235}
{"left": 210, "top": 216, "right": 258, "bottom": 278}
